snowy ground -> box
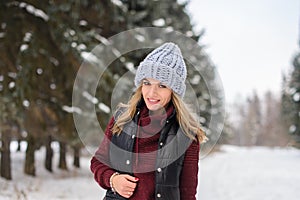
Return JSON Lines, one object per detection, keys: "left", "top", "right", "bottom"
{"left": 198, "top": 145, "right": 300, "bottom": 200}
{"left": 0, "top": 142, "right": 105, "bottom": 200}
{"left": 0, "top": 144, "right": 300, "bottom": 200}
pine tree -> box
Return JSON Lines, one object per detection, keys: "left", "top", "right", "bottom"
{"left": 285, "top": 52, "right": 300, "bottom": 145}
{"left": 0, "top": 0, "right": 227, "bottom": 177}
{"left": 281, "top": 30, "right": 300, "bottom": 147}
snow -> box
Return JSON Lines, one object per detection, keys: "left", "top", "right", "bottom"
{"left": 80, "top": 52, "right": 99, "bottom": 63}
{"left": 0, "top": 144, "right": 105, "bottom": 200}
{"left": 98, "top": 103, "right": 110, "bottom": 114}
{"left": 82, "top": 91, "right": 99, "bottom": 104}
{"left": 18, "top": 2, "right": 49, "bottom": 21}
{"left": 134, "top": 34, "right": 145, "bottom": 42}
{"left": 289, "top": 125, "right": 297, "bottom": 133}
{"left": 7, "top": 72, "right": 17, "bottom": 79}
{"left": 23, "top": 33, "right": 32, "bottom": 42}
{"left": 198, "top": 145, "right": 300, "bottom": 200}
{"left": 190, "top": 74, "right": 201, "bottom": 85}
{"left": 1, "top": 144, "right": 299, "bottom": 199}
{"left": 293, "top": 92, "right": 300, "bottom": 102}
{"left": 94, "top": 34, "right": 110, "bottom": 46}
{"left": 111, "top": 0, "right": 127, "bottom": 12}
{"left": 79, "top": 20, "right": 88, "bottom": 26}
{"left": 111, "top": 0, "right": 123, "bottom": 7}
{"left": 8, "top": 82, "right": 15, "bottom": 89}
{"left": 152, "top": 18, "right": 166, "bottom": 27}
{"left": 20, "top": 44, "right": 28, "bottom": 52}
{"left": 0, "top": 33, "right": 5, "bottom": 39}
{"left": 62, "top": 105, "right": 82, "bottom": 114}
{"left": 125, "top": 62, "right": 135, "bottom": 72}
{"left": 22, "top": 100, "right": 30, "bottom": 107}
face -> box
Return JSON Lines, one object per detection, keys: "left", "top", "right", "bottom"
{"left": 141, "top": 78, "right": 172, "bottom": 112}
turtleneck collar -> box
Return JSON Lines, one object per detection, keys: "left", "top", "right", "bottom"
{"left": 138, "top": 103, "right": 175, "bottom": 135}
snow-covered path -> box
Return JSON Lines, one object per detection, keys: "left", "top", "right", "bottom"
{"left": 0, "top": 145, "right": 299, "bottom": 199}
{"left": 197, "top": 145, "right": 300, "bottom": 200}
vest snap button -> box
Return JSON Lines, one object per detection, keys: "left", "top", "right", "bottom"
{"left": 157, "top": 193, "right": 161, "bottom": 198}
{"left": 157, "top": 168, "right": 162, "bottom": 172}
{"left": 126, "top": 160, "right": 130, "bottom": 165}
{"left": 159, "top": 142, "right": 163, "bottom": 146}
{"left": 132, "top": 135, "right": 135, "bottom": 139}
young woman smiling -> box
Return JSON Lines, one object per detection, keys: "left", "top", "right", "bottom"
{"left": 91, "top": 42, "right": 207, "bottom": 200}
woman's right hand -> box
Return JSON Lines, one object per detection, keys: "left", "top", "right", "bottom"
{"left": 112, "top": 174, "right": 139, "bottom": 198}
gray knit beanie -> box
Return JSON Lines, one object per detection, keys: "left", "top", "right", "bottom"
{"left": 134, "top": 42, "right": 187, "bottom": 97}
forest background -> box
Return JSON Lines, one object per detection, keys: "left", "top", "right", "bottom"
{"left": 0, "top": 1, "right": 299, "bottom": 196}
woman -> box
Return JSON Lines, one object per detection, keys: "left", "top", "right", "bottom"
{"left": 90, "top": 42, "right": 207, "bottom": 200}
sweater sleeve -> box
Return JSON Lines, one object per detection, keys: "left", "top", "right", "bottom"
{"left": 90, "top": 117, "right": 116, "bottom": 189}
{"left": 179, "top": 140, "right": 200, "bottom": 200}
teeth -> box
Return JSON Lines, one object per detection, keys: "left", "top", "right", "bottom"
{"left": 148, "top": 98, "right": 159, "bottom": 102}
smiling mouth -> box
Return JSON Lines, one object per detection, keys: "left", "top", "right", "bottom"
{"left": 147, "top": 98, "right": 160, "bottom": 104}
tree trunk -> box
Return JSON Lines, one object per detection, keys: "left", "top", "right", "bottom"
{"left": 45, "top": 135, "right": 53, "bottom": 172}
{"left": 0, "top": 130, "right": 12, "bottom": 180}
{"left": 73, "top": 146, "right": 80, "bottom": 168}
{"left": 24, "top": 135, "right": 36, "bottom": 176}
{"left": 58, "top": 141, "right": 68, "bottom": 170}
{"left": 16, "top": 138, "right": 22, "bottom": 152}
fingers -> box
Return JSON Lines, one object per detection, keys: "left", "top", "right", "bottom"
{"left": 124, "top": 174, "right": 139, "bottom": 182}
{"left": 112, "top": 174, "right": 139, "bottom": 198}
{"left": 123, "top": 190, "right": 134, "bottom": 198}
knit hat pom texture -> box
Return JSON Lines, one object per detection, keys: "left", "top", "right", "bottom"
{"left": 134, "top": 42, "right": 187, "bottom": 97}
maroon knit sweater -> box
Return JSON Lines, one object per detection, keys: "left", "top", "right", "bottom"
{"left": 90, "top": 105, "right": 200, "bottom": 200}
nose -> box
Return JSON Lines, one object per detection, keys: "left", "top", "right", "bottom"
{"left": 148, "top": 84, "right": 158, "bottom": 96}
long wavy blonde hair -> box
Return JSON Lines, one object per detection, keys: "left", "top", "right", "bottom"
{"left": 111, "top": 86, "right": 207, "bottom": 143}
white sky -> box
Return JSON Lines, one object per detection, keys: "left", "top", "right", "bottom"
{"left": 185, "top": 0, "right": 299, "bottom": 104}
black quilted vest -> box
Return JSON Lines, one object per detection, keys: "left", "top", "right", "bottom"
{"left": 105, "top": 104, "right": 193, "bottom": 200}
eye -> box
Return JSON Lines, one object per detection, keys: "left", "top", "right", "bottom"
{"left": 142, "top": 80, "right": 150, "bottom": 85}
{"left": 159, "top": 84, "right": 167, "bottom": 88}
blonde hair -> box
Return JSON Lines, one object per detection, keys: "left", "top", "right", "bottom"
{"left": 112, "top": 86, "right": 207, "bottom": 143}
